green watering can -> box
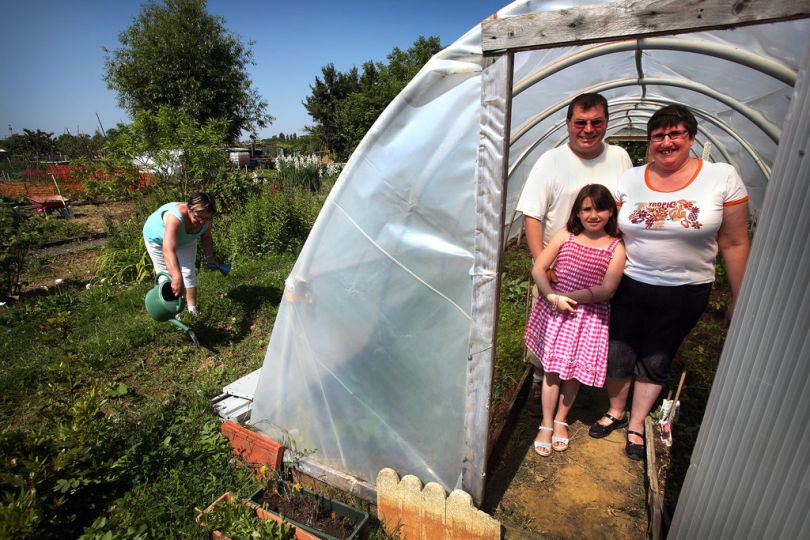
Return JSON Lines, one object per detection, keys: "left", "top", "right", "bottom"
{"left": 145, "top": 272, "right": 199, "bottom": 346}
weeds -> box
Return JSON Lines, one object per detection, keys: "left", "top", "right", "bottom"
{"left": 94, "top": 214, "right": 151, "bottom": 285}
{"left": 216, "top": 187, "right": 323, "bottom": 262}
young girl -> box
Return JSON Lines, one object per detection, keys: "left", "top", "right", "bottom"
{"left": 525, "top": 184, "right": 626, "bottom": 456}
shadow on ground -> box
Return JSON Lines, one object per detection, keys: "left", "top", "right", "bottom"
{"left": 486, "top": 385, "right": 648, "bottom": 539}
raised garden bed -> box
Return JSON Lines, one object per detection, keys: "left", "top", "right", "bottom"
{"left": 250, "top": 480, "right": 369, "bottom": 540}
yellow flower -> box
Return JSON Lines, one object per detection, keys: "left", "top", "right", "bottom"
{"left": 293, "top": 482, "right": 302, "bottom": 492}
{"left": 259, "top": 465, "right": 269, "bottom": 475}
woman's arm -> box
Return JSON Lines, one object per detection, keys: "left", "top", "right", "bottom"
{"left": 718, "top": 201, "right": 751, "bottom": 323}
{"left": 532, "top": 229, "right": 577, "bottom": 313}
{"left": 162, "top": 212, "right": 185, "bottom": 297}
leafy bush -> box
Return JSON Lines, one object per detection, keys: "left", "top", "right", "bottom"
{"left": 217, "top": 188, "right": 322, "bottom": 261}
{"left": 0, "top": 205, "right": 40, "bottom": 298}
{"left": 95, "top": 214, "right": 151, "bottom": 285}
{"left": 207, "top": 170, "right": 263, "bottom": 213}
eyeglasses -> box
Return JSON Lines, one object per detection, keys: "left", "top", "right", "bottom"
{"left": 650, "top": 129, "right": 689, "bottom": 142}
{"left": 571, "top": 119, "right": 606, "bottom": 129}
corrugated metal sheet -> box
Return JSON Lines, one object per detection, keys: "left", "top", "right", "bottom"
{"left": 670, "top": 43, "right": 810, "bottom": 539}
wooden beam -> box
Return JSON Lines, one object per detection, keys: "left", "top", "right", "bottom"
{"left": 289, "top": 455, "right": 377, "bottom": 503}
{"left": 462, "top": 50, "right": 514, "bottom": 507}
{"left": 482, "top": 0, "right": 810, "bottom": 52}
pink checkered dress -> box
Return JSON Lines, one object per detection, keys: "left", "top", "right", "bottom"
{"left": 525, "top": 234, "right": 622, "bottom": 387}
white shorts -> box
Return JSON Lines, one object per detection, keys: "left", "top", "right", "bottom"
{"left": 144, "top": 239, "right": 198, "bottom": 288}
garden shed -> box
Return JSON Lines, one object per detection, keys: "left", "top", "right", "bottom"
{"left": 238, "top": 0, "right": 810, "bottom": 534}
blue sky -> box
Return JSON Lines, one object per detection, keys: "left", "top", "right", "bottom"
{"left": 0, "top": 0, "right": 508, "bottom": 140}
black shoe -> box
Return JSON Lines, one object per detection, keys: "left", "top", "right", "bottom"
{"left": 588, "top": 412, "right": 627, "bottom": 438}
{"left": 626, "top": 430, "right": 645, "bottom": 461}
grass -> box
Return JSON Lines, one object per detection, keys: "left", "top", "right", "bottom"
{"left": 0, "top": 179, "right": 383, "bottom": 538}
{"left": 492, "top": 243, "right": 533, "bottom": 421}
{"left": 0, "top": 252, "right": 296, "bottom": 538}
{"left": 34, "top": 213, "right": 92, "bottom": 243}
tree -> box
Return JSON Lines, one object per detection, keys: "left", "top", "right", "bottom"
{"left": 104, "top": 0, "right": 272, "bottom": 141}
{"left": 303, "top": 64, "right": 361, "bottom": 158}
{"left": 304, "top": 36, "right": 442, "bottom": 160}
{"left": 55, "top": 132, "right": 106, "bottom": 160}
{"left": 106, "top": 106, "right": 230, "bottom": 193}
{"left": 0, "top": 129, "right": 56, "bottom": 160}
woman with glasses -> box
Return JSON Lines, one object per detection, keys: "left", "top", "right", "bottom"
{"left": 588, "top": 104, "right": 751, "bottom": 460}
{"left": 143, "top": 192, "right": 219, "bottom": 315}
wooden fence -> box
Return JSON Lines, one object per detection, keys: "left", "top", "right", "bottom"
{"left": 376, "top": 468, "right": 501, "bottom": 539}
{"left": 0, "top": 165, "right": 151, "bottom": 200}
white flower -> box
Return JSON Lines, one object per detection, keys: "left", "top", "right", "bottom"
{"left": 0, "top": 302, "right": 6, "bottom": 307}
{"left": 85, "top": 283, "right": 92, "bottom": 290}
{"left": 55, "top": 278, "right": 64, "bottom": 285}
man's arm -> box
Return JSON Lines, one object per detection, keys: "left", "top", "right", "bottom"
{"left": 523, "top": 215, "right": 544, "bottom": 262}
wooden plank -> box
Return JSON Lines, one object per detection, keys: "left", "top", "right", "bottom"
{"left": 645, "top": 416, "right": 664, "bottom": 540}
{"left": 289, "top": 455, "right": 377, "bottom": 503}
{"left": 486, "top": 363, "right": 534, "bottom": 471}
{"left": 483, "top": 0, "right": 810, "bottom": 52}
{"left": 462, "top": 51, "right": 514, "bottom": 508}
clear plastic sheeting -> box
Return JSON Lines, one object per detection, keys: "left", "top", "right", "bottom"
{"left": 250, "top": 0, "right": 809, "bottom": 491}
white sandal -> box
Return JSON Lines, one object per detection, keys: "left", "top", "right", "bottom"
{"left": 534, "top": 426, "right": 553, "bottom": 457}
{"left": 552, "top": 420, "right": 569, "bottom": 452}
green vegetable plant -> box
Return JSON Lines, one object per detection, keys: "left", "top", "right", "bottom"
{"left": 197, "top": 493, "right": 295, "bottom": 540}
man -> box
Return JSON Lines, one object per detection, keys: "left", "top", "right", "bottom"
{"left": 516, "top": 93, "right": 632, "bottom": 415}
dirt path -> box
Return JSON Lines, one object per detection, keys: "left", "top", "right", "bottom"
{"left": 488, "top": 386, "right": 648, "bottom": 539}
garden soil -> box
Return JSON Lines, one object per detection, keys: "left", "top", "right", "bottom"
{"left": 487, "top": 387, "right": 648, "bottom": 539}
{"left": 22, "top": 201, "right": 137, "bottom": 293}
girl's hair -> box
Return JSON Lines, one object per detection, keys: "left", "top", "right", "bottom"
{"left": 566, "top": 184, "right": 620, "bottom": 237}
{"left": 187, "top": 191, "right": 216, "bottom": 215}
{"left": 647, "top": 104, "right": 698, "bottom": 139}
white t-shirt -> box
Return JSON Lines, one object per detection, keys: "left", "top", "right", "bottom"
{"left": 516, "top": 143, "right": 632, "bottom": 246}
{"left": 616, "top": 160, "right": 748, "bottom": 286}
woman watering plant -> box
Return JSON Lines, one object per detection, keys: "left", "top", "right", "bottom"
{"left": 143, "top": 191, "right": 220, "bottom": 315}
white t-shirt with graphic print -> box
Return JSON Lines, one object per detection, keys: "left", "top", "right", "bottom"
{"left": 616, "top": 160, "right": 748, "bottom": 286}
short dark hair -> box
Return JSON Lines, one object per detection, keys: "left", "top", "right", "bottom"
{"left": 566, "top": 93, "right": 609, "bottom": 121}
{"left": 647, "top": 104, "right": 698, "bottom": 139}
{"left": 187, "top": 191, "right": 217, "bottom": 215}
{"left": 566, "top": 184, "right": 620, "bottom": 237}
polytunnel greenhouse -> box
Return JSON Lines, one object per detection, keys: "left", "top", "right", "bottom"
{"left": 228, "top": 0, "right": 810, "bottom": 535}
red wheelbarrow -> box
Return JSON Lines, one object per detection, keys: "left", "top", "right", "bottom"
{"left": 29, "top": 194, "right": 74, "bottom": 218}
